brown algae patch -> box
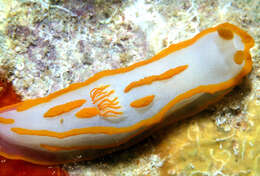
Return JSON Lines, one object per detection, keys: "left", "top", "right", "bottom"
{"left": 157, "top": 98, "right": 260, "bottom": 175}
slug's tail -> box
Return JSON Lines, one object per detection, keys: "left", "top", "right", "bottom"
{"left": 0, "top": 74, "right": 69, "bottom": 175}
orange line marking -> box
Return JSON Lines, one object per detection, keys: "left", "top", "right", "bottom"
{"left": 76, "top": 107, "right": 100, "bottom": 118}
{"left": 124, "top": 65, "right": 188, "bottom": 93}
{"left": 0, "top": 117, "right": 15, "bottom": 124}
{"left": 98, "top": 104, "right": 121, "bottom": 110}
{"left": 98, "top": 98, "right": 119, "bottom": 107}
{"left": 90, "top": 85, "right": 110, "bottom": 100}
{"left": 93, "top": 90, "right": 115, "bottom": 104}
{"left": 44, "top": 99, "right": 86, "bottom": 118}
{"left": 101, "top": 110, "right": 123, "bottom": 117}
{"left": 130, "top": 95, "right": 155, "bottom": 108}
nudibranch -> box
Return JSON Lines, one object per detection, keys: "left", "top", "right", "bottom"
{"left": 0, "top": 23, "right": 254, "bottom": 165}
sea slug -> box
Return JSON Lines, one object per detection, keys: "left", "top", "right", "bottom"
{"left": 0, "top": 23, "right": 254, "bottom": 165}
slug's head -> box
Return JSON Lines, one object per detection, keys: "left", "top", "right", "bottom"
{"left": 216, "top": 23, "right": 254, "bottom": 72}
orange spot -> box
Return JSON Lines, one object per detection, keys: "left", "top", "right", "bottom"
{"left": 0, "top": 117, "right": 15, "bottom": 124}
{"left": 76, "top": 107, "right": 99, "bottom": 118}
{"left": 60, "top": 118, "right": 64, "bottom": 124}
{"left": 233, "top": 50, "right": 245, "bottom": 65}
{"left": 124, "top": 65, "right": 188, "bottom": 93}
{"left": 44, "top": 99, "right": 86, "bottom": 118}
{"left": 217, "top": 28, "right": 234, "bottom": 40}
{"left": 130, "top": 95, "right": 155, "bottom": 108}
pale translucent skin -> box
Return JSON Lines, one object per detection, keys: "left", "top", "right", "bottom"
{"left": 0, "top": 28, "right": 248, "bottom": 164}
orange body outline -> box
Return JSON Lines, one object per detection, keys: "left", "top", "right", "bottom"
{"left": 0, "top": 23, "right": 254, "bottom": 165}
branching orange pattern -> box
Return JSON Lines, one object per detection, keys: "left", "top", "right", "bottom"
{"left": 90, "top": 85, "right": 122, "bottom": 117}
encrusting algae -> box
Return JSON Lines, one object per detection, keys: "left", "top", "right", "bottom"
{"left": 157, "top": 97, "right": 260, "bottom": 175}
